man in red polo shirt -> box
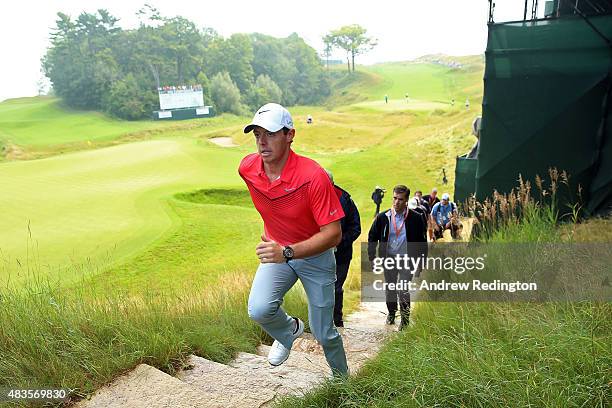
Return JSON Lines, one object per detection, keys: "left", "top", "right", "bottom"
{"left": 239, "top": 103, "right": 349, "bottom": 376}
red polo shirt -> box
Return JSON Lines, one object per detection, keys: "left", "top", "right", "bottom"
{"left": 238, "top": 149, "right": 344, "bottom": 246}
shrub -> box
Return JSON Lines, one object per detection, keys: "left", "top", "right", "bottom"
{"left": 210, "top": 71, "right": 244, "bottom": 115}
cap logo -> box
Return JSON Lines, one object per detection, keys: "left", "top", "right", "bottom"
{"left": 258, "top": 109, "right": 270, "bottom": 114}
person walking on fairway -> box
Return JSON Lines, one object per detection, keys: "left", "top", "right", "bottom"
{"left": 325, "top": 170, "right": 361, "bottom": 327}
{"left": 239, "top": 103, "right": 349, "bottom": 376}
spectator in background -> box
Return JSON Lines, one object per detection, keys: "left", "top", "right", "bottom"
{"left": 326, "top": 170, "right": 361, "bottom": 327}
{"left": 468, "top": 116, "right": 481, "bottom": 159}
{"left": 368, "top": 185, "right": 427, "bottom": 330}
{"left": 371, "top": 186, "right": 386, "bottom": 216}
{"left": 431, "top": 193, "right": 461, "bottom": 240}
{"left": 408, "top": 196, "right": 428, "bottom": 236}
{"left": 413, "top": 190, "right": 430, "bottom": 213}
{"left": 423, "top": 188, "right": 440, "bottom": 212}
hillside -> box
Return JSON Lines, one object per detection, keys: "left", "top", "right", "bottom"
{"left": 0, "top": 57, "right": 484, "bottom": 286}
{"left": 3, "top": 55, "right": 608, "bottom": 408}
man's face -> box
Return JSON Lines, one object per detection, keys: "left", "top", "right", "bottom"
{"left": 253, "top": 126, "right": 294, "bottom": 164}
{"left": 431, "top": 190, "right": 438, "bottom": 198}
{"left": 441, "top": 198, "right": 449, "bottom": 206}
{"left": 392, "top": 191, "right": 408, "bottom": 212}
{"left": 415, "top": 192, "right": 423, "bottom": 200}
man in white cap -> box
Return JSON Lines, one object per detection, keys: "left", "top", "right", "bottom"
{"left": 430, "top": 193, "right": 460, "bottom": 240}
{"left": 238, "top": 103, "right": 349, "bottom": 376}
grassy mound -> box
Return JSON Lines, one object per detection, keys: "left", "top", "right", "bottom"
{"left": 175, "top": 188, "right": 252, "bottom": 208}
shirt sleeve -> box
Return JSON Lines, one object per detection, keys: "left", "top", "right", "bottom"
{"left": 308, "top": 168, "right": 345, "bottom": 227}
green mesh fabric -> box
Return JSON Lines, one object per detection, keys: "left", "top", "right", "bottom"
{"left": 457, "top": 14, "right": 612, "bottom": 215}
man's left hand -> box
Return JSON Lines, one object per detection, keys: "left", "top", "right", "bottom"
{"left": 256, "top": 235, "right": 285, "bottom": 263}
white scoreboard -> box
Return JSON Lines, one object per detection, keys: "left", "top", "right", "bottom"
{"left": 159, "top": 89, "right": 204, "bottom": 110}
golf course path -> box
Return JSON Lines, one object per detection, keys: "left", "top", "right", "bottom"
{"left": 75, "top": 302, "right": 392, "bottom": 407}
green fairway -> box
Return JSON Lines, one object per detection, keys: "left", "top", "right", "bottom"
{"left": 0, "top": 97, "right": 163, "bottom": 147}
{"left": 0, "top": 138, "right": 249, "bottom": 285}
{"left": 328, "top": 56, "right": 483, "bottom": 107}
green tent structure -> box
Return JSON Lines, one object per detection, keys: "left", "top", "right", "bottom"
{"left": 455, "top": 7, "right": 612, "bottom": 216}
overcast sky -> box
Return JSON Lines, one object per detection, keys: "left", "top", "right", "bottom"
{"left": 0, "top": 1, "right": 531, "bottom": 102}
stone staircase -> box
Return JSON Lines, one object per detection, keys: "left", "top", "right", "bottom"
{"left": 75, "top": 302, "right": 393, "bottom": 408}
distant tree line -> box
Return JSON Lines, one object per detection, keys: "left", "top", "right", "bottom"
{"left": 43, "top": 6, "right": 330, "bottom": 120}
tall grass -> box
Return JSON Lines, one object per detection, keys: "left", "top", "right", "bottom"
{"left": 277, "top": 172, "right": 611, "bottom": 408}
{"left": 278, "top": 301, "right": 610, "bottom": 407}
{"left": 0, "top": 269, "right": 310, "bottom": 406}
{"left": 466, "top": 168, "right": 582, "bottom": 241}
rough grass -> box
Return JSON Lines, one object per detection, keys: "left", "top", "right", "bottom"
{"left": 277, "top": 301, "right": 610, "bottom": 408}
{"left": 0, "top": 271, "right": 310, "bottom": 406}
{"left": 276, "top": 202, "right": 611, "bottom": 408}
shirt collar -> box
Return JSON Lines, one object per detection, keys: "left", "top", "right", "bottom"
{"left": 256, "top": 149, "right": 296, "bottom": 182}
{"left": 386, "top": 208, "right": 407, "bottom": 218}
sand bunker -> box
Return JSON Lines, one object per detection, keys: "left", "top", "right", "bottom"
{"left": 209, "top": 137, "right": 237, "bottom": 147}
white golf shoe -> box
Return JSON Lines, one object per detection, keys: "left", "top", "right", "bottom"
{"left": 267, "top": 317, "right": 304, "bottom": 366}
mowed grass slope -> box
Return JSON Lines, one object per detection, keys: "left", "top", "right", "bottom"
{"left": 0, "top": 97, "right": 161, "bottom": 147}
{"left": 0, "top": 96, "right": 247, "bottom": 160}
{"left": 0, "top": 138, "right": 249, "bottom": 286}
{"left": 328, "top": 55, "right": 483, "bottom": 108}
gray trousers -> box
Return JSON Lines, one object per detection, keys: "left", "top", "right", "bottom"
{"left": 247, "top": 248, "right": 348, "bottom": 375}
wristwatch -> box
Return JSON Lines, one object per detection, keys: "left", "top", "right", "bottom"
{"left": 282, "top": 246, "right": 295, "bottom": 262}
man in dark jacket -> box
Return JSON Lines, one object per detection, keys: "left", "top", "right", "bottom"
{"left": 367, "top": 185, "right": 427, "bottom": 330}
{"left": 326, "top": 170, "right": 361, "bottom": 327}
{"left": 423, "top": 188, "right": 439, "bottom": 213}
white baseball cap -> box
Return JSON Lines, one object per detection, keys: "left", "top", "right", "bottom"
{"left": 408, "top": 197, "right": 419, "bottom": 210}
{"left": 442, "top": 193, "right": 450, "bottom": 200}
{"left": 243, "top": 103, "right": 294, "bottom": 133}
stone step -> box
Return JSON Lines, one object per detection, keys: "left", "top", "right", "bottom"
{"left": 177, "top": 353, "right": 325, "bottom": 407}
{"left": 176, "top": 355, "right": 278, "bottom": 407}
{"left": 74, "top": 364, "right": 219, "bottom": 408}
{"left": 290, "top": 326, "right": 388, "bottom": 371}
{"left": 230, "top": 350, "right": 328, "bottom": 387}
{"left": 250, "top": 345, "right": 330, "bottom": 377}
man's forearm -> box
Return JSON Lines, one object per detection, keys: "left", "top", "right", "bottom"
{"left": 291, "top": 223, "right": 341, "bottom": 259}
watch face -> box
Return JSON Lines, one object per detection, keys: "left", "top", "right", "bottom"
{"left": 283, "top": 246, "right": 294, "bottom": 259}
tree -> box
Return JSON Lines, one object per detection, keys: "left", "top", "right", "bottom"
{"left": 196, "top": 72, "right": 212, "bottom": 105}
{"left": 210, "top": 72, "right": 244, "bottom": 114}
{"left": 43, "top": 10, "right": 121, "bottom": 109}
{"left": 158, "top": 17, "right": 205, "bottom": 84}
{"left": 205, "top": 34, "right": 254, "bottom": 93}
{"left": 326, "top": 25, "right": 377, "bottom": 73}
{"left": 246, "top": 74, "right": 282, "bottom": 110}
{"left": 322, "top": 34, "right": 334, "bottom": 71}
{"left": 43, "top": 8, "right": 329, "bottom": 119}
{"left": 105, "top": 73, "right": 156, "bottom": 120}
